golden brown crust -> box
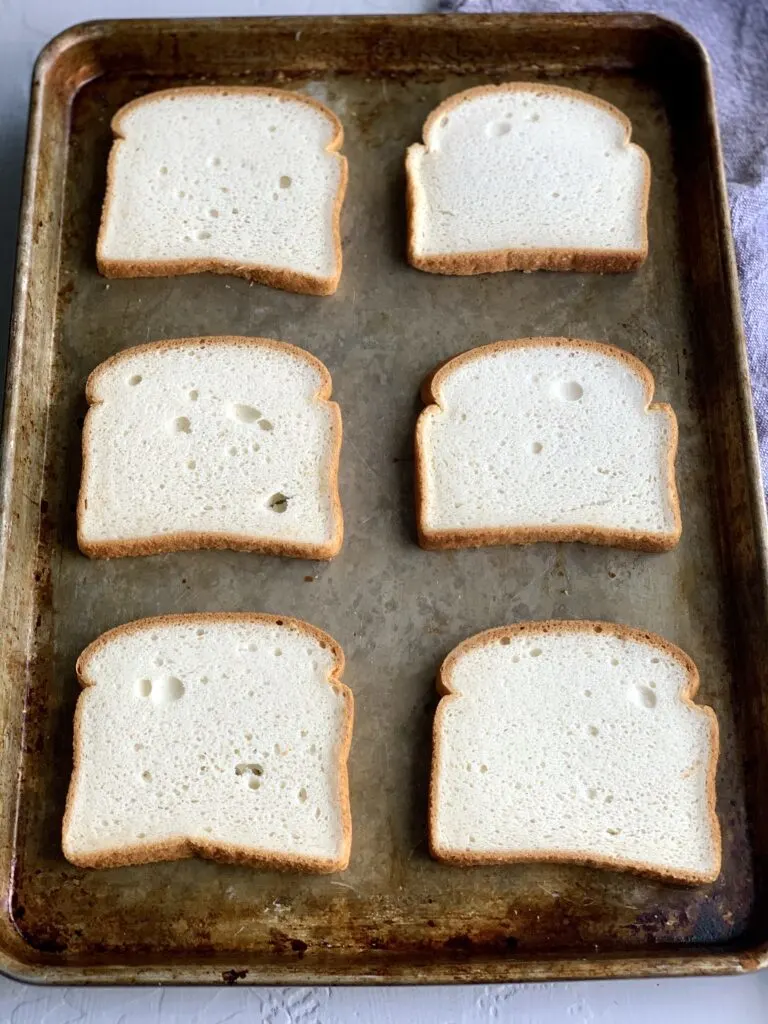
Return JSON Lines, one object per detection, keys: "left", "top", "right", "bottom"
{"left": 428, "top": 620, "right": 721, "bottom": 885}
{"left": 62, "top": 612, "right": 353, "bottom": 873}
{"left": 76, "top": 335, "right": 344, "bottom": 561}
{"left": 406, "top": 82, "right": 650, "bottom": 276}
{"left": 409, "top": 247, "right": 646, "bottom": 275}
{"left": 96, "top": 86, "right": 348, "bottom": 296}
{"left": 415, "top": 337, "right": 681, "bottom": 553}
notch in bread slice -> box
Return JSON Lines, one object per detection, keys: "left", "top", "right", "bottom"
{"left": 97, "top": 87, "right": 347, "bottom": 295}
{"left": 63, "top": 613, "right": 353, "bottom": 871}
{"left": 406, "top": 83, "right": 649, "bottom": 274}
{"left": 415, "top": 338, "right": 680, "bottom": 552}
{"left": 430, "top": 621, "right": 720, "bottom": 883}
{"left": 77, "top": 336, "right": 343, "bottom": 560}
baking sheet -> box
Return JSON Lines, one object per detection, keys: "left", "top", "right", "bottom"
{"left": 1, "top": 14, "right": 767, "bottom": 983}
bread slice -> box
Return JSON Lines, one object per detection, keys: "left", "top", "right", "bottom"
{"left": 415, "top": 338, "right": 680, "bottom": 552}
{"left": 97, "top": 87, "right": 347, "bottom": 295}
{"left": 77, "top": 336, "right": 343, "bottom": 560}
{"left": 430, "top": 621, "right": 720, "bottom": 883}
{"left": 62, "top": 613, "right": 353, "bottom": 871}
{"left": 406, "top": 83, "right": 650, "bottom": 274}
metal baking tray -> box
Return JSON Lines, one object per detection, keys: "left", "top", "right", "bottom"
{"left": 1, "top": 13, "right": 767, "bottom": 984}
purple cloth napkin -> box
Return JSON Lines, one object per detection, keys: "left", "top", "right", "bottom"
{"left": 443, "top": 0, "right": 768, "bottom": 495}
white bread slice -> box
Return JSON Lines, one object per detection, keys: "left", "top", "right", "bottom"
{"left": 430, "top": 621, "right": 720, "bottom": 883}
{"left": 407, "top": 83, "right": 650, "bottom": 274}
{"left": 63, "top": 613, "right": 353, "bottom": 871}
{"left": 77, "top": 336, "right": 343, "bottom": 560}
{"left": 97, "top": 87, "right": 347, "bottom": 295}
{"left": 415, "top": 338, "right": 680, "bottom": 552}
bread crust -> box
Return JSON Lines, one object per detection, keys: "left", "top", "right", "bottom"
{"left": 62, "top": 612, "right": 353, "bottom": 873}
{"left": 96, "top": 86, "right": 348, "bottom": 296}
{"left": 415, "top": 337, "right": 681, "bottom": 553}
{"left": 406, "top": 82, "right": 650, "bottom": 275}
{"left": 429, "top": 619, "right": 721, "bottom": 885}
{"left": 77, "top": 335, "right": 344, "bottom": 560}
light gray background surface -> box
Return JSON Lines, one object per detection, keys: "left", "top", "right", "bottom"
{"left": 0, "top": 1, "right": 766, "bottom": 1020}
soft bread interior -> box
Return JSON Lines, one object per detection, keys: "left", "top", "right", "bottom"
{"left": 63, "top": 615, "right": 351, "bottom": 871}
{"left": 78, "top": 337, "right": 342, "bottom": 558}
{"left": 408, "top": 84, "right": 648, "bottom": 265}
{"left": 417, "top": 340, "right": 678, "bottom": 549}
{"left": 98, "top": 88, "right": 346, "bottom": 292}
{"left": 431, "top": 623, "right": 719, "bottom": 882}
